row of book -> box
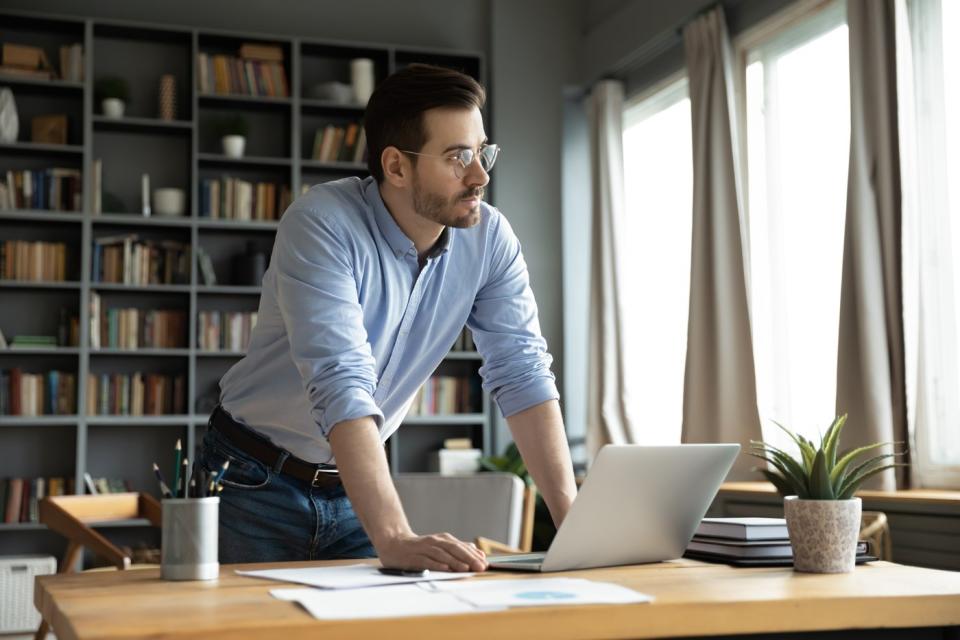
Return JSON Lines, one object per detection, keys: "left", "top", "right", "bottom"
{"left": 198, "top": 311, "right": 258, "bottom": 352}
{"left": 1, "top": 169, "right": 83, "bottom": 212}
{"left": 407, "top": 375, "right": 483, "bottom": 417}
{"left": 2, "top": 476, "right": 75, "bottom": 524}
{"left": 199, "top": 177, "right": 292, "bottom": 221}
{"left": 89, "top": 294, "right": 187, "bottom": 349}
{"left": 311, "top": 123, "right": 367, "bottom": 164}
{"left": 196, "top": 52, "right": 290, "bottom": 97}
{"left": 450, "top": 327, "right": 477, "bottom": 352}
{"left": 86, "top": 372, "right": 186, "bottom": 416}
{"left": 91, "top": 235, "right": 191, "bottom": 286}
{"left": 0, "top": 369, "right": 77, "bottom": 416}
{"left": 0, "top": 240, "right": 69, "bottom": 282}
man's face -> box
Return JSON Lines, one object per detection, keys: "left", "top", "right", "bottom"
{"left": 410, "top": 107, "right": 490, "bottom": 229}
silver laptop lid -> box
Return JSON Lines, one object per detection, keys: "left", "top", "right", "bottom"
{"left": 538, "top": 443, "right": 739, "bottom": 572}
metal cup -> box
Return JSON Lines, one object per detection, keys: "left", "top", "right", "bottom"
{"left": 161, "top": 497, "right": 219, "bottom": 580}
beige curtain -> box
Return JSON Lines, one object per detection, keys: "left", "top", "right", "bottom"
{"left": 681, "top": 6, "right": 763, "bottom": 480}
{"left": 836, "top": 0, "right": 908, "bottom": 490}
{"left": 585, "top": 79, "right": 641, "bottom": 457}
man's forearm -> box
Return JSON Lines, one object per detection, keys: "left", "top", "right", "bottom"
{"left": 506, "top": 399, "right": 577, "bottom": 526}
{"left": 327, "top": 416, "right": 413, "bottom": 547}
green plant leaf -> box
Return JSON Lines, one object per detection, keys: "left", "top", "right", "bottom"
{"left": 771, "top": 420, "right": 816, "bottom": 473}
{"left": 822, "top": 414, "right": 847, "bottom": 469}
{"left": 808, "top": 449, "right": 834, "bottom": 499}
{"left": 747, "top": 448, "right": 807, "bottom": 496}
{"left": 756, "top": 468, "right": 795, "bottom": 497}
{"left": 837, "top": 463, "right": 905, "bottom": 499}
{"left": 836, "top": 454, "right": 900, "bottom": 498}
{"left": 829, "top": 442, "right": 893, "bottom": 489}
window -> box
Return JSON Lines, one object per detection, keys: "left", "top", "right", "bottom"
{"left": 899, "top": 0, "right": 960, "bottom": 487}
{"left": 737, "top": 0, "right": 850, "bottom": 451}
{"left": 621, "top": 75, "right": 692, "bottom": 445}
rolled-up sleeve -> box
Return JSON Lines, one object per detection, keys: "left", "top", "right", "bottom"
{"left": 272, "top": 207, "right": 383, "bottom": 437}
{"left": 468, "top": 212, "right": 559, "bottom": 418}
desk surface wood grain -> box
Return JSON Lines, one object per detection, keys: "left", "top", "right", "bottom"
{"left": 35, "top": 558, "right": 960, "bottom": 640}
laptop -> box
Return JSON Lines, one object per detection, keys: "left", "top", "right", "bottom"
{"left": 487, "top": 443, "right": 740, "bottom": 572}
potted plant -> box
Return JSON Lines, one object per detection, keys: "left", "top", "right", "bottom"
{"left": 217, "top": 115, "right": 249, "bottom": 158}
{"left": 95, "top": 76, "right": 130, "bottom": 119}
{"left": 479, "top": 443, "right": 556, "bottom": 551}
{"left": 749, "top": 414, "right": 903, "bottom": 573}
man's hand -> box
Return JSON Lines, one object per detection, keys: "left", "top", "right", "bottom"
{"left": 376, "top": 532, "right": 488, "bottom": 572}
{"left": 328, "top": 416, "right": 487, "bottom": 573}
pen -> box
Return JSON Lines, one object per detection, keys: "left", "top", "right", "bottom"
{"left": 152, "top": 462, "right": 172, "bottom": 499}
{"left": 212, "top": 460, "right": 229, "bottom": 489}
{"left": 378, "top": 567, "right": 429, "bottom": 577}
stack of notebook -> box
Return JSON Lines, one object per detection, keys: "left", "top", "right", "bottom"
{"left": 684, "top": 517, "right": 872, "bottom": 566}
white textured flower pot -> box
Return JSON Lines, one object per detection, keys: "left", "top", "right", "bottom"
{"left": 222, "top": 135, "right": 246, "bottom": 158}
{"left": 102, "top": 98, "right": 125, "bottom": 119}
{"left": 784, "top": 496, "right": 861, "bottom": 573}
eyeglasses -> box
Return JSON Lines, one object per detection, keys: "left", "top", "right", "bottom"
{"left": 399, "top": 144, "right": 500, "bottom": 178}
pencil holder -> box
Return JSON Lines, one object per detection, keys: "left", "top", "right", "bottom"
{"left": 161, "top": 497, "right": 219, "bottom": 581}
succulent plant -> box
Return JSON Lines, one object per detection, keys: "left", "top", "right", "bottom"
{"left": 748, "top": 414, "right": 904, "bottom": 500}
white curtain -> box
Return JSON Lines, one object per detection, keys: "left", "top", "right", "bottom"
{"left": 681, "top": 6, "right": 764, "bottom": 480}
{"left": 836, "top": 0, "right": 907, "bottom": 490}
{"left": 898, "top": 0, "right": 960, "bottom": 488}
{"left": 585, "top": 79, "right": 641, "bottom": 457}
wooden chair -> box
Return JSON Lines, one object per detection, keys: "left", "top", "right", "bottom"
{"left": 35, "top": 492, "right": 162, "bottom": 640}
{"left": 475, "top": 484, "right": 538, "bottom": 555}
{"left": 860, "top": 510, "right": 893, "bottom": 561}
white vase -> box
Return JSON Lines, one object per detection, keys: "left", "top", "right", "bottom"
{"left": 784, "top": 496, "right": 862, "bottom": 573}
{"left": 102, "top": 98, "right": 125, "bottom": 119}
{"left": 222, "top": 135, "right": 246, "bottom": 158}
{"left": 152, "top": 188, "right": 186, "bottom": 216}
{"left": 0, "top": 88, "right": 18, "bottom": 143}
{"left": 350, "top": 58, "right": 375, "bottom": 105}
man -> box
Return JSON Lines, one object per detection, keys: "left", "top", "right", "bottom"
{"left": 199, "top": 64, "right": 577, "bottom": 572}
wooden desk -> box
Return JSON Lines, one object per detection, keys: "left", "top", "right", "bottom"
{"left": 35, "top": 559, "right": 960, "bottom": 640}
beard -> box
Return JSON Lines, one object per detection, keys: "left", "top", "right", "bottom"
{"left": 412, "top": 176, "right": 484, "bottom": 228}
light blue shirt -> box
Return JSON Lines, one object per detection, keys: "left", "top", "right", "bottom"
{"left": 219, "top": 176, "right": 558, "bottom": 464}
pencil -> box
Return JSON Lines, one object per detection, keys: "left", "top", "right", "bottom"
{"left": 212, "top": 460, "right": 230, "bottom": 488}
{"left": 152, "top": 462, "right": 173, "bottom": 499}
{"left": 173, "top": 438, "right": 182, "bottom": 499}
{"left": 181, "top": 457, "right": 190, "bottom": 499}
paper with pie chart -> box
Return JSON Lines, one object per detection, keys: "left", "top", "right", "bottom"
{"left": 430, "top": 577, "right": 654, "bottom": 608}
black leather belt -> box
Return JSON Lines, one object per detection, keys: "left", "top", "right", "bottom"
{"left": 209, "top": 405, "right": 340, "bottom": 489}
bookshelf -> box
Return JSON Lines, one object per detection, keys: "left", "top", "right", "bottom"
{"left": 0, "top": 10, "right": 488, "bottom": 554}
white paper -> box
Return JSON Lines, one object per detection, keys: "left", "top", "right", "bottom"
{"left": 236, "top": 563, "right": 473, "bottom": 589}
{"left": 271, "top": 585, "right": 500, "bottom": 620}
{"left": 431, "top": 578, "right": 654, "bottom": 608}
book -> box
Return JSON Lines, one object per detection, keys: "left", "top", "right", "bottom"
{"left": 687, "top": 537, "right": 794, "bottom": 559}
{"left": 695, "top": 517, "right": 789, "bottom": 541}
{"left": 685, "top": 541, "right": 872, "bottom": 565}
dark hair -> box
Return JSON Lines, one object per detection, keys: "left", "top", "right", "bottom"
{"left": 363, "top": 64, "right": 486, "bottom": 183}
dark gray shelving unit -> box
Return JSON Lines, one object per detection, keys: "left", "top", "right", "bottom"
{"left": 0, "top": 9, "right": 489, "bottom": 553}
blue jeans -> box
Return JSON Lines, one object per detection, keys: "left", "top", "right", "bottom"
{"left": 197, "top": 427, "right": 376, "bottom": 564}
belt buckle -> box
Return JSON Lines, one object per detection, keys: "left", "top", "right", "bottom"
{"left": 311, "top": 468, "right": 323, "bottom": 487}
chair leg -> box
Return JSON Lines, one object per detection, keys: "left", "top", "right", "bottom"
{"left": 35, "top": 618, "right": 50, "bottom": 640}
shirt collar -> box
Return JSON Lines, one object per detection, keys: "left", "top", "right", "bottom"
{"left": 365, "top": 177, "right": 454, "bottom": 260}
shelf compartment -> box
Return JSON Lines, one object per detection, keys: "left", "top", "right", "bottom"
{"left": 198, "top": 153, "right": 291, "bottom": 168}
{"left": 0, "top": 142, "right": 83, "bottom": 157}
{"left": 197, "top": 285, "right": 261, "bottom": 295}
{"left": 0, "top": 210, "right": 83, "bottom": 223}
{"left": 90, "top": 283, "right": 191, "bottom": 293}
{"left": 90, "top": 349, "right": 190, "bottom": 357}
{"left": 92, "top": 213, "right": 193, "bottom": 227}
{"left": 0, "top": 280, "right": 81, "bottom": 290}
{"left": 93, "top": 116, "right": 193, "bottom": 133}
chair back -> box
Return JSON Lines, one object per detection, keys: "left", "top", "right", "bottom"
{"left": 394, "top": 473, "right": 525, "bottom": 549}
{"left": 38, "top": 493, "right": 162, "bottom": 571}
